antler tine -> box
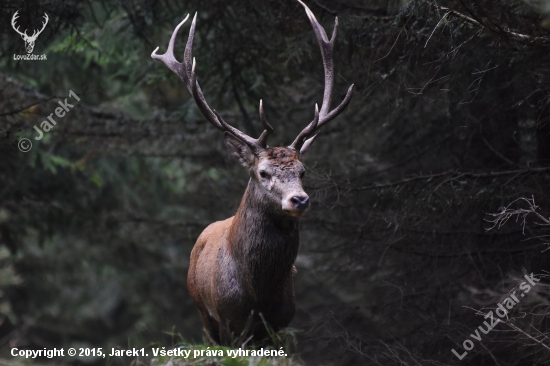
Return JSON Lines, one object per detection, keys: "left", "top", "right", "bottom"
{"left": 256, "top": 100, "right": 274, "bottom": 147}
{"left": 11, "top": 11, "right": 27, "bottom": 37}
{"left": 183, "top": 13, "right": 197, "bottom": 83}
{"left": 152, "top": 13, "right": 271, "bottom": 152}
{"left": 183, "top": 14, "right": 226, "bottom": 131}
{"left": 188, "top": 56, "right": 223, "bottom": 131}
{"left": 32, "top": 13, "right": 48, "bottom": 38}
{"left": 213, "top": 111, "right": 266, "bottom": 154}
{"left": 152, "top": 14, "right": 222, "bottom": 131}
{"left": 291, "top": 0, "right": 354, "bottom": 152}
{"left": 296, "top": 0, "right": 335, "bottom": 118}
{"left": 290, "top": 104, "right": 319, "bottom": 149}
{"left": 318, "top": 84, "right": 353, "bottom": 127}
{"left": 151, "top": 14, "right": 190, "bottom": 80}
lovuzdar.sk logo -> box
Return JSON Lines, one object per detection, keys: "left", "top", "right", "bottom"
{"left": 11, "top": 10, "right": 48, "bottom": 61}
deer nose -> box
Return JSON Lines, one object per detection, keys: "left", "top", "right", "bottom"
{"left": 291, "top": 196, "right": 309, "bottom": 210}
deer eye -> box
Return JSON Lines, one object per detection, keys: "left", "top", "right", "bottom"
{"left": 259, "top": 171, "right": 269, "bottom": 179}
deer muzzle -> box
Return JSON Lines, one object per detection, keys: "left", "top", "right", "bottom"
{"left": 282, "top": 193, "right": 310, "bottom": 217}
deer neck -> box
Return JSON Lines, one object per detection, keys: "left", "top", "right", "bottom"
{"left": 228, "top": 179, "right": 299, "bottom": 294}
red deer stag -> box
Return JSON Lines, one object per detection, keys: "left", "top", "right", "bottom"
{"left": 152, "top": 0, "right": 353, "bottom": 345}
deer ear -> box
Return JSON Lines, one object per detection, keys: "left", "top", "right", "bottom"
{"left": 298, "top": 132, "right": 320, "bottom": 159}
{"left": 224, "top": 132, "right": 255, "bottom": 168}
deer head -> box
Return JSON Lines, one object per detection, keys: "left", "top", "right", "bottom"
{"left": 12, "top": 11, "right": 49, "bottom": 54}
{"left": 151, "top": 0, "right": 353, "bottom": 218}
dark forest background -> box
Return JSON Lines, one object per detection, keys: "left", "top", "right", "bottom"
{"left": 0, "top": 0, "right": 550, "bottom": 365}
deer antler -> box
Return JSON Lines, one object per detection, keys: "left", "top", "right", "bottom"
{"left": 289, "top": 0, "right": 354, "bottom": 152}
{"left": 11, "top": 11, "right": 49, "bottom": 40}
{"left": 151, "top": 14, "right": 273, "bottom": 154}
{"left": 11, "top": 11, "right": 27, "bottom": 38}
{"left": 29, "top": 13, "right": 49, "bottom": 40}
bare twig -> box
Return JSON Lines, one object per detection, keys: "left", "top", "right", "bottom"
{"left": 425, "top": 11, "right": 450, "bottom": 48}
{"left": 436, "top": 6, "right": 550, "bottom": 44}
{"left": 485, "top": 196, "right": 550, "bottom": 233}
{"left": 308, "top": 167, "right": 550, "bottom": 193}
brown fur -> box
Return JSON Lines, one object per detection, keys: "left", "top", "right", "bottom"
{"left": 187, "top": 147, "right": 304, "bottom": 345}
{"left": 266, "top": 147, "right": 299, "bottom": 166}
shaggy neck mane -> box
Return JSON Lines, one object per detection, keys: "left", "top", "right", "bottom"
{"left": 227, "top": 179, "right": 299, "bottom": 298}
